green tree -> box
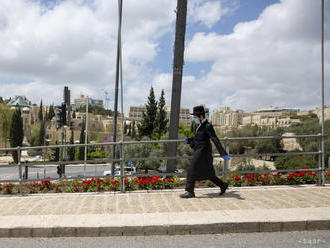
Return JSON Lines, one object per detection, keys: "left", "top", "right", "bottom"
{"left": 138, "top": 87, "right": 157, "bottom": 137}
{"left": 190, "top": 121, "right": 197, "bottom": 134}
{"left": 124, "top": 136, "right": 153, "bottom": 173}
{"left": 76, "top": 105, "right": 114, "bottom": 116}
{"left": 0, "top": 103, "right": 14, "bottom": 149}
{"left": 28, "top": 123, "right": 40, "bottom": 147}
{"left": 154, "top": 89, "right": 168, "bottom": 138}
{"left": 38, "top": 120, "right": 45, "bottom": 146}
{"left": 227, "top": 124, "right": 260, "bottom": 154}
{"left": 255, "top": 127, "right": 284, "bottom": 160}
{"left": 132, "top": 120, "right": 136, "bottom": 139}
{"left": 9, "top": 107, "right": 24, "bottom": 163}
{"left": 67, "top": 129, "right": 75, "bottom": 161}
{"left": 38, "top": 100, "right": 43, "bottom": 121}
{"left": 47, "top": 105, "right": 55, "bottom": 121}
{"left": 78, "top": 120, "right": 86, "bottom": 160}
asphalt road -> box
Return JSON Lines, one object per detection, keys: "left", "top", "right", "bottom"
{"left": 0, "top": 164, "right": 112, "bottom": 181}
{"left": 0, "top": 231, "right": 329, "bottom": 248}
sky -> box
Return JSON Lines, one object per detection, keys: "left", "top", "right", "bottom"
{"left": 0, "top": 0, "right": 329, "bottom": 115}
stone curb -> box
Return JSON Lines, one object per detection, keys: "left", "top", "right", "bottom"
{"left": 1, "top": 220, "right": 330, "bottom": 238}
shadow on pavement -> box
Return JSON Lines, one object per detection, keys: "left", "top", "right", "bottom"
{"left": 198, "top": 190, "right": 245, "bottom": 200}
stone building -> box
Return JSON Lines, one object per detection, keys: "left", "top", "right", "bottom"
{"left": 242, "top": 106, "right": 300, "bottom": 128}
{"left": 211, "top": 106, "right": 243, "bottom": 132}
{"left": 128, "top": 105, "right": 191, "bottom": 127}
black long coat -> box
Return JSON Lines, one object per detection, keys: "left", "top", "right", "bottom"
{"left": 187, "top": 119, "right": 228, "bottom": 181}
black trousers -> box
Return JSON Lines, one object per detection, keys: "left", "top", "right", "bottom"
{"left": 185, "top": 176, "right": 226, "bottom": 193}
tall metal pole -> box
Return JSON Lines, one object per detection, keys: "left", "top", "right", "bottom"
{"left": 119, "top": 35, "right": 125, "bottom": 193}
{"left": 320, "top": 0, "right": 325, "bottom": 185}
{"left": 167, "top": 0, "right": 188, "bottom": 172}
{"left": 112, "top": 0, "right": 123, "bottom": 176}
{"left": 84, "top": 97, "right": 89, "bottom": 178}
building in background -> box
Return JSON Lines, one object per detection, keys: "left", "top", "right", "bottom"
{"left": 128, "top": 105, "right": 147, "bottom": 122}
{"left": 7, "top": 96, "right": 34, "bottom": 136}
{"left": 72, "top": 95, "right": 104, "bottom": 110}
{"left": 242, "top": 106, "right": 300, "bottom": 128}
{"left": 313, "top": 106, "right": 330, "bottom": 123}
{"left": 211, "top": 106, "right": 243, "bottom": 132}
{"left": 128, "top": 105, "right": 191, "bottom": 126}
{"left": 8, "top": 96, "right": 31, "bottom": 110}
{"left": 165, "top": 106, "right": 191, "bottom": 127}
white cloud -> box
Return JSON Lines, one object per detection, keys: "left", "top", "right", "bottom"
{"left": 188, "top": 0, "right": 230, "bottom": 28}
{"left": 0, "top": 0, "right": 329, "bottom": 117}
{"left": 0, "top": 0, "right": 177, "bottom": 112}
{"left": 185, "top": 0, "right": 330, "bottom": 112}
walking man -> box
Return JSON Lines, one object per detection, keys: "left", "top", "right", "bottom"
{"left": 180, "top": 105, "right": 231, "bottom": 198}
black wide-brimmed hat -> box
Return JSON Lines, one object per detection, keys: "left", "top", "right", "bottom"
{"left": 190, "top": 105, "right": 205, "bottom": 115}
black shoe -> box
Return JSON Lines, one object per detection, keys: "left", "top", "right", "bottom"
{"left": 180, "top": 191, "right": 195, "bottom": 198}
{"left": 220, "top": 182, "right": 229, "bottom": 196}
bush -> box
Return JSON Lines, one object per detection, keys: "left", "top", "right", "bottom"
{"left": 89, "top": 150, "right": 106, "bottom": 159}
{"left": 275, "top": 155, "right": 317, "bottom": 170}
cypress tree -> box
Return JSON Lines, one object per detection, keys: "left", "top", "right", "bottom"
{"left": 38, "top": 120, "right": 45, "bottom": 146}
{"left": 47, "top": 105, "right": 55, "bottom": 121}
{"left": 9, "top": 107, "right": 24, "bottom": 163}
{"left": 78, "top": 120, "right": 86, "bottom": 160}
{"left": 132, "top": 120, "right": 136, "bottom": 139}
{"left": 154, "top": 89, "right": 168, "bottom": 137}
{"left": 138, "top": 87, "right": 157, "bottom": 137}
{"left": 38, "top": 100, "right": 43, "bottom": 121}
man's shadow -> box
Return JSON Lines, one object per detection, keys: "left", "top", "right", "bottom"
{"left": 197, "top": 190, "right": 245, "bottom": 200}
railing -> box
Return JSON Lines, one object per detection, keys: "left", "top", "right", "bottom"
{"left": 0, "top": 133, "right": 329, "bottom": 195}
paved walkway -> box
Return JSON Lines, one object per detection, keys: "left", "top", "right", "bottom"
{"left": 0, "top": 185, "right": 330, "bottom": 237}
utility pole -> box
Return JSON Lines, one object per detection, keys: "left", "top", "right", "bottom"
{"left": 320, "top": 0, "right": 325, "bottom": 185}
{"left": 84, "top": 97, "right": 89, "bottom": 178}
{"left": 167, "top": 0, "right": 188, "bottom": 172}
{"left": 112, "top": 0, "right": 123, "bottom": 176}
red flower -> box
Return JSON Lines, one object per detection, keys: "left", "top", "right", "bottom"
{"left": 124, "top": 179, "right": 129, "bottom": 183}
{"left": 288, "top": 173, "right": 295, "bottom": 179}
{"left": 234, "top": 175, "right": 240, "bottom": 180}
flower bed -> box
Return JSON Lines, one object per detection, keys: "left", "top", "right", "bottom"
{"left": 0, "top": 176, "right": 182, "bottom": 195}
{"left": 0, "top": 169, "right": 329, "bottom": 195}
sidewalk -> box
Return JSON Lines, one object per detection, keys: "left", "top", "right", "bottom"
{"left": 0, "top": 185, "right": 329, "bottom": 237}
